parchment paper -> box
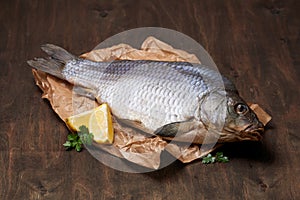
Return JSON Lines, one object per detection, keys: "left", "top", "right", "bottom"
{"left": 32, "top": 37, "right": 271, "bottom": 169}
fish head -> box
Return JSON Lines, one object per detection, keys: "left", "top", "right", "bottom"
{"left": 223, "top": 92, "right": 264, "bottom": 141}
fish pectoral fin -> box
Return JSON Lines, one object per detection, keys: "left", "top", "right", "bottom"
{"left": 154, "top": 120, "right": 198, "bottom": 138}
{"left": 155, "top": 120, "right": 209, "bottom": 144}
{"left": 115, "top": 118, "right": 154, "bottom": 135}
{"left": 73, "top": 86, "right": 97, "bottom": 99}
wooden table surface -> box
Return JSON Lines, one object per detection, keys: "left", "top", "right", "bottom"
{"left": 0, "top": 0, "right": 299, "bottom": 199}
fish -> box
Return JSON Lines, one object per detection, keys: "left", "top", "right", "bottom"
{"left": 27, "top": 44, "right": 264, "bottom": 144}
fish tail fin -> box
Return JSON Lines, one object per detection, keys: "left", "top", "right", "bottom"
{"left": 27, "top": 44, "right": 75, "bottom": 79}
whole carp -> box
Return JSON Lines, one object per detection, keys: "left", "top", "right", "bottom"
{"left": 28, "top": 44, "right": 264, "bottom": 143}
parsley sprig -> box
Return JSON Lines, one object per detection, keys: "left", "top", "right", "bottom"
{"left": 63, "top": 125, "right": 94, "bottom": 152}
{"left": 202, "top": 152, "right": 229, "bottom": 164}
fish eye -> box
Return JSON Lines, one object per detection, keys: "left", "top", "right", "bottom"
{"left": 234, "top": 103, "right": 248, "bottom": 115}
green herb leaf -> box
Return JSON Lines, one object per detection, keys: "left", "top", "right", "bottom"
{"left": 79, "top": 125, "right": 89, "bottom": 134}
{"left": 215, "top": 152, "right": 229, "bottom": 162}
{"left": 63, "top": 141, "right": 71, "bottom": 147}
{"left": 202, "top": 152, "right": 229, "bottom": 164}
{"left": 202, "top": 154, "right": 213, "bottom": 164}
{"left": 67, "top": 134, "right": 77, "bottom": 141}
{"left": 216, "top": 152, "right": 223, "bottom": 157}
{"left": 75, "top": 144, "right": 82, "bottom": 152}
{"left": 216, "top": 156, "right": 229, "bottom": 163}
{"left": 79, "top": 132, "right": 94, "bottom": 145}
{"left": 63, "top": 125, "right": 94, "bottom": 152}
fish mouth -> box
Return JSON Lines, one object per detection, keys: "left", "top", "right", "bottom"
{"left": 222, "top": 122, "right": 264, "bottom": 142}
{"left": 243, "top": 122, "right": 264, "bottom": 141}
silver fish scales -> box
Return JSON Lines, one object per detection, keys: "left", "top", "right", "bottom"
{"left": 64, "top": 59, "right": 219, "bottom": 130}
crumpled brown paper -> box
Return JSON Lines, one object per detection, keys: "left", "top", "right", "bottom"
{"left": 32, "top": 37, "right": 271, "bottom": 169}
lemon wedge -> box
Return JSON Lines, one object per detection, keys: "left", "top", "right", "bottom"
{"left": 65, "top": 104, "right": 114, "bottom": 144}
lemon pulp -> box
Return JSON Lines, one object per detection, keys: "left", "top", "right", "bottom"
{"left": 65, "top": 104, "right": 114, "bottom": 144}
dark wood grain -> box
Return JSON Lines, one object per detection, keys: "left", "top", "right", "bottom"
{"left": 0, "top": 0, "right": 299, "bottom": 199}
